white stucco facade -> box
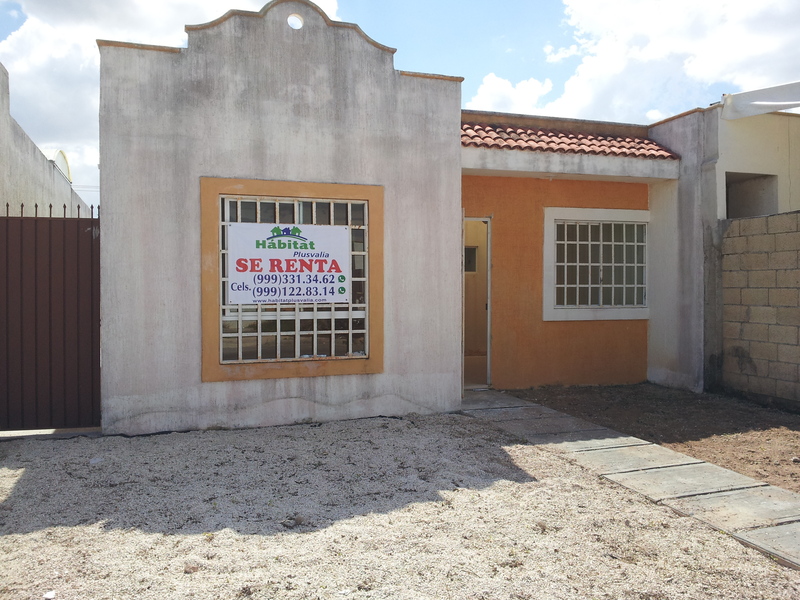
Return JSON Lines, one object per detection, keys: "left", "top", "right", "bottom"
{"left": 98, "top": 0, "right": 463, "bottom": 434}
{"left": 717, "top": 110, "right": 800, "bottom": 217}
{"left": 1, "top": 63, "right": 88, "bottom": 217}
{"left": 648, "top": 104, "right": 800, "bottom": 391}
{"left": 648, "top": 110, "right": 719, "bottom": 392}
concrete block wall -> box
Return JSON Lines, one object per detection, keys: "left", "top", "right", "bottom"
{"left": 721, "top": 211, "right": 800, "bottom": 409}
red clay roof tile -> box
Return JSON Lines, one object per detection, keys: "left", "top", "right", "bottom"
{"left": 461, "top": 122, "right": 679, "bottom": 160}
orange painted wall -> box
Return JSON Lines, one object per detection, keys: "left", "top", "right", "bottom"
{"left": 463, "top": 175, "right": 648, "bottom": 389}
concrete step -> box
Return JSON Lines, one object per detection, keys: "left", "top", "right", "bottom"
{"left": 460, "top": 389, "right": 529, "bottom": 411}
{"left": 493, "top": 415, "right": 606, "bottom": 437}
{"left": 462, "top": 405, "right": 562, "bottom": 420}
{"left": 664, "top": 486, "right": 800, "bottom": 531}
{"left": 734, "top": 522, "right": 800, "bottom": 570}
{"left": 604, "top": 462, "right": 767, "bottom": 502}
{"left": 569, "top": 443, "right": 704, "bottom": 475}
{"left": 511, "top": 428, "right": 651, "bottom": 453}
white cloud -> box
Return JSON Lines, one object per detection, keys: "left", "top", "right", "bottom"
{"left": 544, "top": 43, "right": 579, "bottom": 63}
{"left": 469, "top": 0, "right": 800, "bottom": 124}
{"left": 0, "top": 0, "right": 339, "bottom": 202}
{"left": 562, "top": 0, "right": 800, "bottom": 89}
{"left": 466, "top": 73, "right": 553, "bottom": 115}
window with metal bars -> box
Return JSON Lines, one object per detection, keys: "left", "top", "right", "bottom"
{"left": 554, "top": 220, "right": 646, "bottom": 308}
{"left": 219, "top": 195, "right": 368, "bottom": 363}
{"left": 542, "top": 207, "right": 649, "bottom": 322}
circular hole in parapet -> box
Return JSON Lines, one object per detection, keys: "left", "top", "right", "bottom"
{"left": 287, "top": 14, "right": 304, "bottom": 29}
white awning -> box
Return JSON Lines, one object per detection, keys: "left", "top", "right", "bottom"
{"left": 722, "top": 81, "right": 800, "bottom": 120}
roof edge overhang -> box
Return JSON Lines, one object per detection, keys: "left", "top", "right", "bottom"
{"left": 399, "top": 70, "right": 464, "bottom": 83}
{"left": 97, "top": 39, "right": 182, "bottom": 53}
{"left": 461, "top": 146, "right": 680, "bottom": 183}
{"left": 648, "top": 106, "right": 713, "bottom": 129}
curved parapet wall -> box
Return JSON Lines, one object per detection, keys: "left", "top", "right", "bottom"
{"left": 97, "top": 0, "right": 463, "bottom": 84}
{"left": 184, "top": 0, "right": 397, "bottom": 55}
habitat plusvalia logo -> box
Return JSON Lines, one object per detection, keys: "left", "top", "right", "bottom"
{"left": 256, "top": 226, "right": 316, "bottom": 250}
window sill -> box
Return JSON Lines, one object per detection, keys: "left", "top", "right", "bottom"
{"left": 543, "top": 306, "right": 649, "bottom": 322}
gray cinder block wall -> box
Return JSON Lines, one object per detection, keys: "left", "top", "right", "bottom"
{"left": 721, "top": 211, "right": 800, "bottom": 411}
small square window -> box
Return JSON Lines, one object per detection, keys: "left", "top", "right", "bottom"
{"left": 464, "top": 247, "right": 478, "bottom": 272}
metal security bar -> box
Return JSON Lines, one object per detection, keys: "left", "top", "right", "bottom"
{"left": 5, "top": 202, "right": 98, "bottom": 218}
{"left": 219, "top": 196, "right": 368, "bottom": 363}
{"left": 555, "top": 221, "right": 646, "bottom": 307}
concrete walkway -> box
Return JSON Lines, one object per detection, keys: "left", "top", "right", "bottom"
{"left": 461, "top": 389, "right": 800, "bottom": 570}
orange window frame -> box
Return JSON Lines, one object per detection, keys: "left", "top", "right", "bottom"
{"left": 200, "top": 177, "right": 384, "bottom": 382}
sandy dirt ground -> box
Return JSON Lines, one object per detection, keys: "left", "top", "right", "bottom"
{"left": 509, "top": 383, "right": 800, "bottom": 494}
{"left": 2, "top": 410, "right": 800, "bottom": 600}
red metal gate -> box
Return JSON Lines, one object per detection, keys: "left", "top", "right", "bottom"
{"left": 1, "top": 211, "right": 100, "bottom": 430}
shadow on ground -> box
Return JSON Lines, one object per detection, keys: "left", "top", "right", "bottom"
{"left": 0, "top": 413, "right": 535, "bottom": 536}
{"left": 507, "top": 383, "right": 800, "bottom": 445}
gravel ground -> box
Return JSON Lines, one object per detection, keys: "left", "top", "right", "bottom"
{"left": 2, "top": 413, "right": 799, "bottom": 600}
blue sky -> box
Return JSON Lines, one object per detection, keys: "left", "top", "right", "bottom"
{"left": 336, "top": 1, "right": 577, "bottom": 99}
{"left": 2, "top": 0, "right": 799, "bottom": 206}
{"left": 0, "top": 1, "right": 22, "bottom": 39}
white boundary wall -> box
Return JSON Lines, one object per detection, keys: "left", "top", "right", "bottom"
{"left": 1, "top": 63, "right": 88, "bottom": 217}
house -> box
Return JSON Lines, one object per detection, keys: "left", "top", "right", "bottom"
{"left": 648, "top": 89, "right": 800, "bottom": 409}
{"left": 0, "top": 63, "right": 88, "bottom": 217}
{"left": 460, "top": 111, "right": 685, "bottom": 390}
{"left": 97, "top": 0, "right": 791, "bottom": 434}
{"left": 98, "top": 0, "right": 462, "bottom": 434}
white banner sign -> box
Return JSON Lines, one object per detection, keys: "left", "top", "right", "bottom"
{"left": 227, "top": 223, "right": 351, "bottom": 304}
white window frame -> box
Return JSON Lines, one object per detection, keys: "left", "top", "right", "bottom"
{"left": 219, "top": 195, "right": 369, "bottom": 364}
{"left": 543, "top": 207, "right": 650, "bottom": 322}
